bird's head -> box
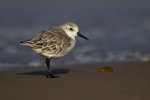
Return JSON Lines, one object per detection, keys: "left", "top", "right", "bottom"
{"left": 60, "top": 22, "right": 89, "bottom": 40}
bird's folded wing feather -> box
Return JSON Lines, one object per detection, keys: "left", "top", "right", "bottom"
{"left": 30, "top": 28, "right": 73, "bottom": 55}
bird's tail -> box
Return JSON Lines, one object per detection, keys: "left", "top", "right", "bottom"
{"left": 20, "top": 40, "right": 33, "bottom": 46}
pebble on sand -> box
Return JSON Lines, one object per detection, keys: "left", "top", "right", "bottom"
{"left": 99, "top": 66, "right": 113, "bottom": 72}
{"left": 141, "top": 57, "right": 150, "bottom": 62}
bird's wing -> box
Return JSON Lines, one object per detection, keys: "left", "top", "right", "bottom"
{"left": 32, "top": 28, "right": 73, "bottom": 55}
{"left": 20, "top": 31, "right": 44, "bottom": 46}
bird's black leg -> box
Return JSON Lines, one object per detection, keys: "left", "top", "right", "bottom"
{"left": 45, "top": 58, "right": 59, "bottom": 78}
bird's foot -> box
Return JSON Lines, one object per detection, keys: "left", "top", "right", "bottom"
{"left": 47, "top": 74, "right": 60, "bottom": 78}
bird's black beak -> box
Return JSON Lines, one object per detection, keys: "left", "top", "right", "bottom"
{"left": 77, "top": 32, "right": 89, "bottom": 41}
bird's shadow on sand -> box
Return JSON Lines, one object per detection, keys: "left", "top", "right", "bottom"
{"left": 17, "top": 69, "right": 70, "bottom": 76}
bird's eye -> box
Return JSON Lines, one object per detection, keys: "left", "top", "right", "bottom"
{"left": 70, "top": 28, "right": 73, "bottom": 31}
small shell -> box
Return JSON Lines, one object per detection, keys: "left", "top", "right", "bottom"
{"left": 141, "top": 57, "right": 150, "bottom": 62}
{"left": 99, "top": 66, "right": 113, "bottom": 72}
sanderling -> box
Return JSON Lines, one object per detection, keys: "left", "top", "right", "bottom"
{"left": 20, "top": 22, "right": 89, "bottom": 78}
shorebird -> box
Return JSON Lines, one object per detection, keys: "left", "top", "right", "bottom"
{"left": 20, "top": 22, "right": 89, "bottom": 78}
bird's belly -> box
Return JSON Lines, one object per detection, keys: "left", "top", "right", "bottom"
{"left": 52, "top": 42, "right": 75, "bottom": 58}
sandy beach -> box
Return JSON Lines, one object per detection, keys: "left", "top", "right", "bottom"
{"left": 0, "top": 62, "right": 150, "bottom": 100}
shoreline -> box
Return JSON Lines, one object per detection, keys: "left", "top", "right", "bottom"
{"left": 0, "top": 61, "right": 150, "bottom": 100}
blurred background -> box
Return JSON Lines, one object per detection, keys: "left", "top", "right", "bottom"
{"left": 0, "top": 0, "right": 150, "bottom": 69}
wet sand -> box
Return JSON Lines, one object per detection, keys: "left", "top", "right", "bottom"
{"left": 0, "top": 62, "right": 150, "bottom": 100}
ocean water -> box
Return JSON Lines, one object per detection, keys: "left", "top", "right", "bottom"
{"left": 0, "top": 1, "right": 150, "bottom": 68}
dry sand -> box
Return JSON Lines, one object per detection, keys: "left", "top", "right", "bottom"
{"left": 0, "top": 62, "right": 150, "bottom": 100}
